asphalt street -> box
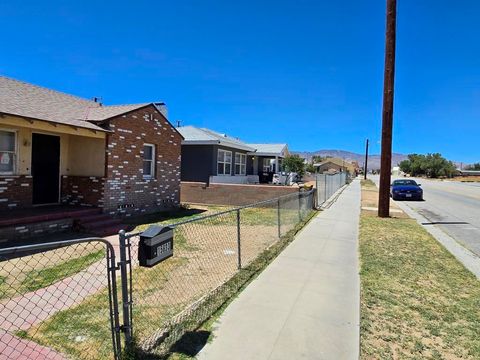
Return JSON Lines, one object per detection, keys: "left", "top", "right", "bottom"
{"left": 375, "top": 176, "right": 480, "bottom": 256}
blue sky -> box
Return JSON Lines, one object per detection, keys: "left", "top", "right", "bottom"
{"left": 1, "top": 1, "right": 479, "bottom": 162}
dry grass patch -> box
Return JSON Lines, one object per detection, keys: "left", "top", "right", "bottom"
{"left": 360, "top": 181, "right": 480, "bottom": 359}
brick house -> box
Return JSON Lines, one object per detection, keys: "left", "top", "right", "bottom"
{"left": 0, "top": 76, "right": 182, "bottom": 219}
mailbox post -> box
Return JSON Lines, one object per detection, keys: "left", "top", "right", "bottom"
{"left": 138, "top": 225, "right": 174, "bottom": 267}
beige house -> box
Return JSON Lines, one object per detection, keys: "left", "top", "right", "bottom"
{"left": 313, "top": 157, "right": 358, "bottom": 175}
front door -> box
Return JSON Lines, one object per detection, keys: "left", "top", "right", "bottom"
{"left": 32, "top": 133, "right": 60, "bottom": 205}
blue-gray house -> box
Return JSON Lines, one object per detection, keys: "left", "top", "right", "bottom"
{"left": 177, "top": 126, "right": 288, "bottom": 184}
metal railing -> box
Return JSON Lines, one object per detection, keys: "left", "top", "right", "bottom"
{"left": 315, "top": 172, "right": 349, "bottom": 205}
{"left": 0, "top": 189, "right": 316, "bottom": 359}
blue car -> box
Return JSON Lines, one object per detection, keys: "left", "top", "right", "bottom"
{"left": 390, "top": 179, "right": 423, "bottom": 200}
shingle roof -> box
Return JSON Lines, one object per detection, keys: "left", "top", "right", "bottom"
{"left": 177, "top": 126, "right": 256, "bottom": 152}
{"left": 247, "top": 143, "right": 288, "bottom": 156}
{"left": 0, "top": 76, "right": 161, "bottom": 131}
{"left": 85, "top": 103, "right": 150, "bottom": 121}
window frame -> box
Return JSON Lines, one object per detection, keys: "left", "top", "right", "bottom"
{"left": 142, "top": 143, "right": 155, "bottom": 179}
{"left": 217, "top": 149, "right": 232, "bottom": 176}
{"left": 263, "top": 158, "right": 272, "bottom": 173}
{"left": 234, "top": 152, "right": 247, "bottom": 176}
{"left": 0, "top": 129, "right": 17, "bottom": 175}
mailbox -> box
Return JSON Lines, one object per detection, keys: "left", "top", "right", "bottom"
{"left": 138, "top": 225, "right": 174, "bottom": 267}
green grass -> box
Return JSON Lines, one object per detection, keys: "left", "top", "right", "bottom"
{"left": 20, "top": 250, "right": 105, "bottom": 293}
{"left": 360, "top": 188, "right": 480, "bottom": 359}
{"left": 0, "top": 250, "right": 105, "bottom": 301}
{"left": 0, "top": 275, "right": 7, "bottom": 299}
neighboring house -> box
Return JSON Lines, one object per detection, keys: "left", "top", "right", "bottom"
{"left": 0, "top": 76, "right": 182, "bottom": 217}
{"left": 246, "top": 143, "right": 289, "bottom": 183}
{"left": 314, "top": 157, "right": 358, "bottom": 174}
{"left": 177, "top": 126, "right": 289, "bottom": 185}
{"left": 177, "top": 126, "right": 256, "bottom": 184}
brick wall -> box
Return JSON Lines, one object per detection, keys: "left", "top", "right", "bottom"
{"left": 61, "top": 176, "right": 105, "bottom": 207}
{"left": 181, "top": 181, "right": 299, "bottom": 206}
{"left": 0, "top": 176, "right": 32, "bottom": 210}
{"left": 103, "top": 105, "right": 182, "bottom": 216}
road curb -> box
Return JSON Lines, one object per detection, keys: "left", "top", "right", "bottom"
{"left": 395, "top": 200, "right": 480, "bottom": 279}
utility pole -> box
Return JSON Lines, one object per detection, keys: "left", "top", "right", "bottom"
{"left": 378, "top": 0, "right": 397, "bottom": 218}
{"left": 364, "top": 139, "right": 369, "bottom": 180}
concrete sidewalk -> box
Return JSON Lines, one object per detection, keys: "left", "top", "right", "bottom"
{"left": 198, "top": 180, "right": 361, "bottom": 360}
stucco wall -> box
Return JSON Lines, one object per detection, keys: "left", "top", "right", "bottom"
{"left": 68, "top": 136, "right": 105, "bottom": 176}
{"left": 0, "top": 115, "right": 106, "bottom": 177}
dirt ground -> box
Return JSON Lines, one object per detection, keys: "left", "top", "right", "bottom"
{"left": 361, "top": 180, "right": 409, "bottom": 219}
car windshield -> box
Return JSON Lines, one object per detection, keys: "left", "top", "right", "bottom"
{"left": 392, "top": 180, "right": 418, "bottom": 186}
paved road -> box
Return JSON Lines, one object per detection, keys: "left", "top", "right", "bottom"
{"left": 375, "top": 176, "right": 480, "bottom": 256}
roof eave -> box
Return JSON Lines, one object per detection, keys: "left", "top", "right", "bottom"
{"left": 181, "top": 140, "right": 220, "bottom": 145}
{"left": 0, "top": 112, "right": 110, "bottom": 133}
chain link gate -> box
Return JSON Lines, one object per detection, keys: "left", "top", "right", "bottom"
{"left": 0, "top": 238, "right": 123, "bottom": 360}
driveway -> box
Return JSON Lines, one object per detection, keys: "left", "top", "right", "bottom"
{"left": 372, "top": 176, "right": 480, "bottom": 255}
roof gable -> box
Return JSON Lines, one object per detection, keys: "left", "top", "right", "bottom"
{"left": 0, "top": 76, "right": 167, "bottom": 132}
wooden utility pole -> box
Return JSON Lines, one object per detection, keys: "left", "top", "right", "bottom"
{"left": 378, "top": 0, "right": 397, "bottom": 218}
{"left": 364, "top": 139, "right": 369, "bottom": 180}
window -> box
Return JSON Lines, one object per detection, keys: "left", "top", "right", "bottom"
{"left": 0, "top": 130, "right": 16, "bottom": 174}
{"left": 143, "top": 144, "right": 155, "bottom": 178}
{"left": 217, "top": 149, "right": 232, "bottom": 175}
{"left": 235, "top": 153, "right": 247, "bottom": 175}
{"left": 263, "top": 158, "right": 273, "bottom": 172}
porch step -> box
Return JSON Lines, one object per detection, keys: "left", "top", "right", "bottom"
{"left": 76, "top": 213, "right": 113, "bottom": 224}
{"left": 0, "top": 207, "right": 101, "bottom": 228}
{"left": 75, "top": 214, "right": 129, "bottom": 237}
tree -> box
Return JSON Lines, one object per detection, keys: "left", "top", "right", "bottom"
{"left": 399, "top": 153, "right": 456, "bottom": 178}
{"left": 398, "top": 159, "right": 411, "bottom": 174}
{"left": 283, "top": 155, "right": 306, "bottom": 176}
{"left": 305, "top": 163, "right": 316, "bottom": 173}
{"left": 311, "top": 155, "right": 324, "bottom": 164}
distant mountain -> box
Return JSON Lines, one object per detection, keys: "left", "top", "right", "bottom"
{"left": 292, "top": 149, "right": 408, "bottom": 170}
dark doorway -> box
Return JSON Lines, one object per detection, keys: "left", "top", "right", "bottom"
{"left": 31, "top": 133, "right": 60, "bottom": 205}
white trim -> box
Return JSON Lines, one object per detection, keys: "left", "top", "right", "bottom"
{"left": 217, "top": 149, "right": 232, "bottom": 176}
{"left": 0, "top": 128, "right": 17, "bottom": 175}
{"left": 181, "top": 140, "right": 255, "bottom": 152}
{"left": 143, "top": 143, "right": 156, "bottom": 179}
{"left": 234, "top": 153, "right": 247, "bottom": 175}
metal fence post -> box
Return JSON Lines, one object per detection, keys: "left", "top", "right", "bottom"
{"left": 277, "top": 198, "right": 281, "bottom": 238}
{"left": 118, "top": 230, "right": 132, "bottom": 346}
{"left": 236, "top": 209, "right": 242, "bottom": 270}
{"left": 298, "top": 192, "right": 302, "bottom": 222}
{"left": 324, "top": 175, "right": 327, "bottom": 202}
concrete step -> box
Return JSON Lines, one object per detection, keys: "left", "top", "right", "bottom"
{"left": 76, "top": 213, "right": 113, "bottom": 224}
{"left": 0, "top": 207, "right": 101, "bottom": 228}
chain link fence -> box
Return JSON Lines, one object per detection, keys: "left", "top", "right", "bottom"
{"left": 0, "top": 239, "right": 121, "bottom": 360}
{"left": 315, "top": 172, "right": 349, "bottom": 205}
{"left": 123, "top": 189, "right": 315, "bottom": 357}
{"left": 0, "top": 189, "right": 315, "bottom": 359}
